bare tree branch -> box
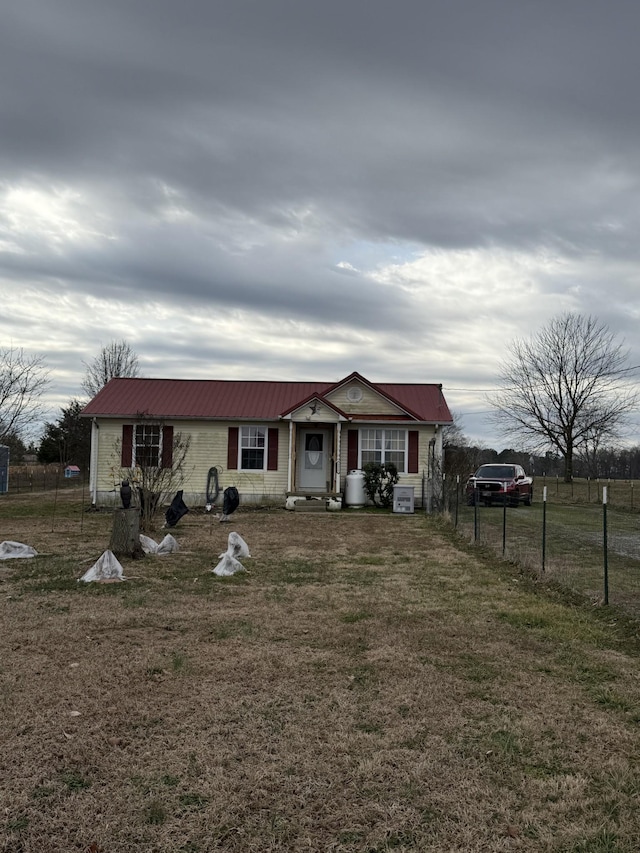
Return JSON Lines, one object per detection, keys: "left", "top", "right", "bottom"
{"left": 82, "top": 339, "right": 140, "bottom": 397}
{"left": 488, "top": 313, "right": 637, "bottom": 481}
{"left": 0, "top": 346, "right": 50, "bottom": 442}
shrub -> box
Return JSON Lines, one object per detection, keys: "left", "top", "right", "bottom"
{"left": 363, "top": 462, "right": 399, "bottom": 507}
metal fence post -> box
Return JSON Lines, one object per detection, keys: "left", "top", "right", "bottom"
{"left": 473, "top": 488, "right": 479, "bottom": 542}
{"left": 541, "top": 486, "right": 547, "bottom": 573}
{"left": 502, "top": 491, "right": 507, "bottom": 556}
{"left": 51, "top": 473, "right": 61, "bottom": 532}
{"left": 603, "top": 486, "right": 609, "bottom": 605}
{"left": 454, "top": 475, "right": 459, "bottom": 528}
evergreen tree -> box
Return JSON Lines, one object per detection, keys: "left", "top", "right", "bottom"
{"left": 0, "top": 431, "right": 27, "bottom": 464}
{"left": 38, "top": 400, "right": 91, "bottom": 468}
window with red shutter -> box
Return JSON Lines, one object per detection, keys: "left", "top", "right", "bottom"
{"left": 121, "top": 425, "right": 133, "bottom": 467}
{"left": 408, "top": 431, "right": 419, "bottom": 473}
{"left": 267, "top": 428, "right": 279, "bottom": 471}
{"left": 227, "top": 427, "right": 239, "bottom": 470}
{"left": 161, "top": 425, "right": 174, "bottom": 468}
{"left": 347, "top": 430, "right": 358, "bottom": 471}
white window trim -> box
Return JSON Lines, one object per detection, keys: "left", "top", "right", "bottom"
{"left": 238, "top": 424, "right": 268, "bottom": 472}
{"left": 133, "top": 423, "right": 163, "bottom": 469}
{"left": 358, "top": 427, "right": 408, "bottom": 474}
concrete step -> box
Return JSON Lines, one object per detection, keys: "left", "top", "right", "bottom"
{"left": 292, "top": 500, "right": 327, "bottom": 512}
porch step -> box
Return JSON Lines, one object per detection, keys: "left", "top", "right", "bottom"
{"left": 286, "top": 492, "right": 341, "bottom": 499}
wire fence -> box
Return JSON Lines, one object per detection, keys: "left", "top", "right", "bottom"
{"left": 7, "top": 466, "right": 86, "bottom": 493}
{"left": 524, "top": 475, "right": 640, "bottom": 509}
{"left": 445, "top": 479, "right": 640, "bottom": 621}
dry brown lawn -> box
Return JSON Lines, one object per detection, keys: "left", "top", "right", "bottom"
{"left": 1, "top": 491, "right": 639, "bottom": 852}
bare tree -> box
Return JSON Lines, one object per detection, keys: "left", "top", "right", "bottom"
{"left": 0, "top": 346, "right": 50, "bottom": 441}
{"left": 82, "top": 339, "right": 140, "bottom": 397}
{"left": 442, "top": 411, "right": 478, "bottom": 493}
{"left": 114, "top": 420, "right": 192, "bottom": 532}
{"left": 490, "top": 313, "right": 637, "bottom": 481}
{"left": 441, "top": 410, "right": 468, "bottom": 451}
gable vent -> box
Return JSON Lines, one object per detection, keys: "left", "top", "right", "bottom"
{"left": 346, "top": 386, "right": 363, "bottom": 402}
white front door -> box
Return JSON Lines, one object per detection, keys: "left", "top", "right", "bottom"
{"left": 297, "top": 429, "right": 331, "bottom": 491}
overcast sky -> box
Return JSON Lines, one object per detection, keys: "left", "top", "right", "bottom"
{"left": 2, "top": 0, "right": 639, "bottom": 447}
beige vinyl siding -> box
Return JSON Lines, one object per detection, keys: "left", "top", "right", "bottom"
{"left": 92, "top": 417, "right": 440, "bottom": 508}
{"left": 328, "top": 382, "right": 405, "bottom": 416}
{"left": 224, "top": 422, "right": 289, "bottom": 503}
{"left": 93, "top": 420, "right": 126, "bottom": 501}
{"left": 93, "top": 419, "right": 289, "bottom": 506}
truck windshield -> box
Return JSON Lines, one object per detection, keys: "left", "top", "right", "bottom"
{"left": 475, "top": 466, "right": 516, "bottom": 478}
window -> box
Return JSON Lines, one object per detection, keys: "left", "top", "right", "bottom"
{"left": 227, "top": 426, "right": 278, "bottom": 471}
{"left": 360, "top": 429, "right": 406, "bottom": 471}
{"left": 135, "top": 424, "right": 161, "bottom": 468}
{"left": 121, "top": 424, "right": 173, "bottom": 469}
{"left": 240, "top": 426, "right": 266, "bottom": 470}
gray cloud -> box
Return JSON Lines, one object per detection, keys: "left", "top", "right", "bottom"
{"left": 2, "top": 0, "right": 640, "bottom": 446}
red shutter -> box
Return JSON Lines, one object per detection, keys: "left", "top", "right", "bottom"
{"left": 121, "top": 425, "right": 133, "bottom": 467}
{"left": 227, "top": 427, "right": 239, "bottom": 470}
{"left": 267, "top": 427, "right": 279, "bottom": 471}
{"left": 161, "top": 425, "right": 174, "bottom": 468}
{"left": 347, "top": 429, "right": 359, "bottom": 471}
{"left": 408, "top": 430, "right": 419, "bottom": 473}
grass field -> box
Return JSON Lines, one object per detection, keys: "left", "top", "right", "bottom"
{"left": 1, "top": 490, "right": 640, "bottom": 852}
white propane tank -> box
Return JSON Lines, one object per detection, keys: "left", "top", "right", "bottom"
{"left": 345, "top": 469, "right": 366, "bottom": 508}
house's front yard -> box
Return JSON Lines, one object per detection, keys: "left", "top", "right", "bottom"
{"left": 1, "top": 492, "right": 639, "bottom": 852}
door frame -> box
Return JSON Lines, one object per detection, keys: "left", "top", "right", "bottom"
{"left": 295, "top": 426, "right": 334, "bottom": 492}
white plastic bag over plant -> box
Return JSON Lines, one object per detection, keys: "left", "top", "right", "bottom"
{"left": 213, "top": 553, "right": 246, "bottom": 576}
{"left": 226, "top": 532, "right": 250, "bottom": 558}
{"left": 156, "top": 534, "right": 179, "bottom": 555}
{"left": 212, "top": 532, "right": 251, "bottom": 576}
{"left": 0, "top": 541, "right": 38, "bottom": 559}
{"left": 139, "top": 534, "right": 159, "bottom": 554}
{"left": 138, "top": 533, "right": 179, "bottom": 556}
{"left": 80, "top": 550, "right": 125, "bottom": 582}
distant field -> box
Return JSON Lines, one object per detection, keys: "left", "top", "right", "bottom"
{"left": 1, "top": 492, "right": 639, "bottom": 852}
{"left": 529, "top": 476, "right": 640, "bottom": 509}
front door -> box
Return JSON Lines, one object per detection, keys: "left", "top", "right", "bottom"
{"left": 297, "top": 429, "right": 332, "bottom": 492}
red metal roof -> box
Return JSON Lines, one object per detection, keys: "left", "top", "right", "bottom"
{"left": 81, "top": 376, "right": 453, "bottom": 423}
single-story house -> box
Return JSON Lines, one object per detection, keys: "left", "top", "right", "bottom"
{"left": 80, "top": 371, "right": 453, "bottom": 509}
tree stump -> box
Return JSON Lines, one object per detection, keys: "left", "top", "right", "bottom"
{"left": 109, "top": 508, "right": 145, "bottom": 559}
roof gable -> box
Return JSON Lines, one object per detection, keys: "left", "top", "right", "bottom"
{"left": 325, "top": 373, "right": 416, "bottom": 419}
{"left": 279, "top": 392, "right": 349, "bottom": 421}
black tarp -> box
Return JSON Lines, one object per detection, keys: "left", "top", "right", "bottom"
{"left": 206, "top": 466, "right": 220, "bottom": 504}
{"left": 222, "top": 486, "right": 239, "bottom": 517}
{"left": 165, "top": 490, "right": 189, "bottom": 527}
